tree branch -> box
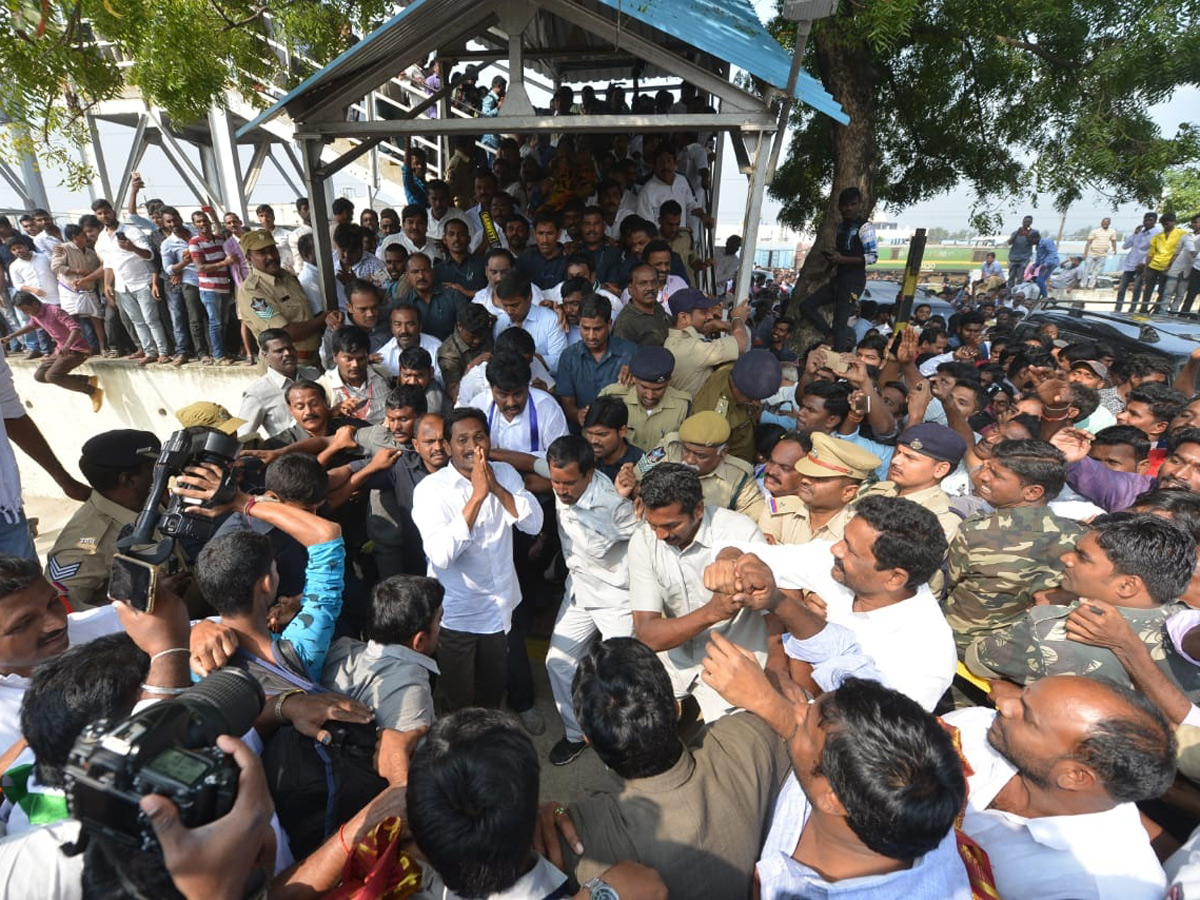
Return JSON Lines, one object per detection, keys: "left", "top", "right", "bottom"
{"left": 205, "top": 0, "right": 266, "bottom": 32}
{"left": 991, "top": 33, "right": 1076, "bottom": 68}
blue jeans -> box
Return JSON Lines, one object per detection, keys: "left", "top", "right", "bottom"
{"left": 200, "top": 290, "right": 228, "bottom": 358}
{"left": 0, "top": 510, "right": 36, "bottom": 559}
{"left": 1035, "top": 265, "right": 1051, "bottom": 298}
{"left": 117, "top": 286, "right": 169, "bottom": 356}
{"left": 164, "top": 287, "right": 191, "bottom": 356}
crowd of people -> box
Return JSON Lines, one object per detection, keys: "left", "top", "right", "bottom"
{"left": 6, "top": 84, "right": 1200, "bottom": 897}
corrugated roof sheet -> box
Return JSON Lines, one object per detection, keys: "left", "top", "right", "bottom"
{"left": 236, "top": 0, "right": 846, "bottom": 138}
{"left": 593, "top": 0, "right": 846, "bottom": 123}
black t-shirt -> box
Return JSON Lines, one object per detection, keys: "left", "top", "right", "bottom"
{"left": 596, "top": 442, "right": 644, "bottom": 481}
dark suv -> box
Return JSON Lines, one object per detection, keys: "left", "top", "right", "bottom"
{"left": 1015, "top": 302, "right": 1200, "bottom": 384}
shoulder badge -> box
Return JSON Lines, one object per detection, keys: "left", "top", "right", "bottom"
{"left": 636, "top": 446, "right": 666, "bottom": 475}
{"left": 48, "top": 555, "right": 82, "bottom": 582}
{"left": 714, "top": 397, "right": 729, "bottom": 416}
{"left": 250, "top": 297, "right": 274, "bottom": 319}
{"left": 75, "top": 537, "right": 98, "bottom": 555}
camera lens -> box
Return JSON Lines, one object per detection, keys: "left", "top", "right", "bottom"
{"left": 179, "top": 668, "right": 265, "bottom": 745}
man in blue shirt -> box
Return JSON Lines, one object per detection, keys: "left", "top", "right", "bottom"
{"left": 557, "top": 293, "right": 635, "bottom": 430}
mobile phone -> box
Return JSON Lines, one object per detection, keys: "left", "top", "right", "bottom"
{"left": 108, "top": 552, "right": 160, "bottom": 612}
{"left": 116, "top": 232, "right": 127, "bottom": 242}
{"left": 827, "top": 354, "right": 852, "bottom": 375}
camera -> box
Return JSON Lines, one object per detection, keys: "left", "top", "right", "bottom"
{"left": 64, "top": 668, "right": 264, "bottom": 850}
{"left": 110, "top": 426, "right": 240, "bottom": 611}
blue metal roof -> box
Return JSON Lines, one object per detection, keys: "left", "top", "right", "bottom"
{"left": 594, "top": 0, "right": 847, "bottom": 124}
{"left": 236, "top": 0, "right": 846, "bottom": 139}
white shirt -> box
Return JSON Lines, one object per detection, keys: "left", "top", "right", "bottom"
{"left": 491, "top": 301, "right": 569, "bottom": 374}
{"left": 298, "top": 260, "right": 323, "bottom": 315}
{"left": 376, "top": 334, "right": 443, "bottom": 382}
{"left": 463, "top": 387, "right": 568, "bottom": 459}
{"left": 474, "top": 283, "right": 544, "bottom": 317}
{"left": 411, "top": 461, "right": 543, "bottom": 633}
{"left": 636, "top": 174, "right": 701, "bottom": 226}
{"left": 0, "top": 606, "right": 123, "bottom": 753}
{"left": 287, "top": 224, "right": 312, "bottom": 275}
{"left": 1121, "top": 224, "right": 1161, "bottom": 272}
{"left": 332, "top": 252, "right": 388, "bottom": 309}
{"left": 456, "top": 355, "right": 554, "bottom": 401}
{"left": 31, "top": 232, "right": 60, "bottom": 256}
{"left": 427, "top": 207, "right": 470, "bottom": 241}
{"left": 749, "top": 540, "right": 956, "bottom": 712}
{"left": 270, "top": 226, "right": 294, "bottom": 271}
{"left": 0, "top": 819, "right": 82, "bottom": 900}
{"left": 557, "top": 472, "right": 638, "bottom": 610}
{"left": 1169, "top": 231, "right": 1200, "bottom": 277}
{"left": 604, "top": 207, "right": 634, "bottom": 242}
{"left": 377, "top": 233, "right": 444, "bottom": 263}
{"left": 945, "top": 706, "right": 1167, "bottom": 900}
{"left": 628, "top": 507, "right": 766, "bottom": 721}
{"left": 9, "top": 254, "right": 59, "bottom": 304}
{"left": 94, "top": 224, "right": 153, "bottom": 291}
{"left": 757, "top": 774, "right": 970, "bottom": 900}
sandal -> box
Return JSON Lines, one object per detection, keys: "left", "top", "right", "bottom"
{"left": 156, "top": 355, "right": 172, "bottom": 364}
{"left": 171, "top": 354, "right": 187, "bottom": 367}
{"left": 200, "top": 356, "right": 214, "bottom": 366}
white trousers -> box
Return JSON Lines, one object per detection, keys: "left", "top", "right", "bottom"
{"left": 546, "top": 595, "right": 633, "bottom": 742}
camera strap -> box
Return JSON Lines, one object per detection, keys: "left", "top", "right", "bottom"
{"left": 235, "top": 647, "right": 324, "bottom": 694}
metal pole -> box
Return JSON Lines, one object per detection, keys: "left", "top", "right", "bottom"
{"left": 764, "top": 19, "right": 811, "bottom": 183}
{"left": 732, "top": 124, "right": 776, "bottom": 303}
{"left": 298, "top": 137, "right": 339, "bottom": 312}
{"left": 893, "top": 228, "right": 927, "bottom": 332}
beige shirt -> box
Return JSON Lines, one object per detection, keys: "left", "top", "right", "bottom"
{"left": 628, "top": 507, "right": 765, "bottom": 720}
{"left": 598, "top": 382, "right": 692, "bottom": 451}
{"left": 758, "top": 494, "right": 853, "bottom": 545}
{"left": 639, "top": 434, "right": 764, "bottom": 521}
{"left": 663, "top": 327, "right": 739, "bottom": 396}
{"left": 1085, "top": 227, "right": 1118, "bottom": 258}
{"left": 855, "top": 481, "right": 963, "bottom": 541}
{"left": 46, "top": 492, "right": 138, "bottom": 609}
{"left": 237, "top": 268, "right": 319, "bottom": 356}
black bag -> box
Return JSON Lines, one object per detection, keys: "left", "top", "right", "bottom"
{"left": 262, "top": 720, "right": 387, "bottom": 858}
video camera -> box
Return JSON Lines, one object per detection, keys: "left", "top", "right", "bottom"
{"left": 109, "top": 426, "right": 240, "bottom": 612}
{"left": 63, "top": 667, "right": 264, "bottom": 851}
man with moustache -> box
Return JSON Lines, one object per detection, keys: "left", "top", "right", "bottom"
{"left": 330, "top": 411, "right": 449, "bottom": 577}
{"left": 1053, "top": 426, "right": 1200, "bottom": 511}
{"left": 237, "top": 229, "right": 327, "bottom": 363}
{"left": 637, "top": 411, "right": 764, "bottom": 522}
{"left": 236, "top": 330, "right": 322, "bottom": 441}
{"left": 265, "top": 380, "right": 363, "bottom": 463}
{"left": 411, "top": 408, "right": 543, "bottom": 710}
{"left": 854, "top": 423, "right": 965, "bottom": 540}
{"left": 707, "top": 495, "right": 954, "bottom": 711}
{"left": 756, "top": 432, "right": 879, "bottom": 545}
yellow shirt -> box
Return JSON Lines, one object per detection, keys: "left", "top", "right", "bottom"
{"left": 1148, "top": 228, "right": 1183, "bottom": 271}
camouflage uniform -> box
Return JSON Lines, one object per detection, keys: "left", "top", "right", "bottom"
{"left": 966, "top": 601, "right": 1200, "bottom": 701}
{"left": 637, "top": 434, "right": 764, "bottom": 522}
{"left": 942, "top": 506, "right": 1086, "bottom": 654}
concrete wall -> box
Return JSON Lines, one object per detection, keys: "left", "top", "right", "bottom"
{"left": 10, "top": 357, "right": 263, "bottom": 498}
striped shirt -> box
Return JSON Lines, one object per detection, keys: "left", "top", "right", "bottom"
{"left": 188, "top": 234, "right": 231, "bottom": 293}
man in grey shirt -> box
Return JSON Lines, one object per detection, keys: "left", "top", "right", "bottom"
{"left": 322, "top": 574, "right": 442, "bottom": 732}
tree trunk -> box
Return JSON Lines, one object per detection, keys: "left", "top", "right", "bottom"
{"left": 784, "top": 25, "right": 880, "bottom": 338}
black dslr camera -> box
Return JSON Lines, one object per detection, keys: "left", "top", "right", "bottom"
{"left": 63, "top": 668, "right": 264, "bottom": 850}
{"left": 109, "top": 426, "right": 240, "bottom": 612}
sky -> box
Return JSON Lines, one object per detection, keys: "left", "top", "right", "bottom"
{"left": 2, "top": 4, "right": 1196, "bottom": 240}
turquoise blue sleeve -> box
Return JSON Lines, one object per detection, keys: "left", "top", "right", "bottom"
{"left": 280, "top": 537, "right": 345, "bottom": 678}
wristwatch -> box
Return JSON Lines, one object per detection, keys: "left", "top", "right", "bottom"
{"left": 582, "top": 876, "right": 620, "bottom": 900}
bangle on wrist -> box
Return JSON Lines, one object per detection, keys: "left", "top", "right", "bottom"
{"left": 150, "top": 648, "right": 190, "bottom": 662}
{"left": 339, "top": 823, "right": 354, "bottom": 856}
{"left": 274, "top": 688, "right": 305, "bottom": 722}
{"left": 242, "top": 495, "right": 257, "bottom": 517}
{"left": 141, "top": 683, "right": 189, "bottom": 695}
{"left": 1041, "top": 410, "right": 1070, "bottom": 422}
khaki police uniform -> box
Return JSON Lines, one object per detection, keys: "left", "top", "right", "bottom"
{"left": 855, "top": 481, "right": 963, "bottom": 540}
{"left": 692, "top": 364, "right": 757, "bottom": 463}
{"left": 598, "top": 382, "right": 692, "bottom": 452}
{"left": 46, "top": 492, "right": 139, "bottom": 609}
{"left": 639, "top": 434, "right": 765, "bottom": 522}
{"left": 237, "top": 267, "right": 320, "bottom": 359}
{"left": 663, "top": 327, "right": 739, "bottom": 397}
{"left": 758, "top": 494, "right": 854, "bottom": 545}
